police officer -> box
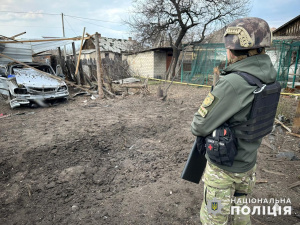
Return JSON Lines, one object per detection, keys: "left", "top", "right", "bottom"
{"left": 191, "top": 17, "right": 277, "bottom": 224}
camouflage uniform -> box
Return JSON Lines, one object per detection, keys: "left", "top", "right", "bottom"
{"left": 200, "top": 162, "right": 256, "bottom": 225}
{"left": 190, "top": 17, "right": 275, "bottom": 225}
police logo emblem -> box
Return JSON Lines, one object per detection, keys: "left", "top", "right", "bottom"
{"left": 201, "top": 93, "right": 215, "bottom": 108}
{"left": 207, "top": 198, "right": 223, "bottom": 215}
{"left": 211, "top": 202, "right": 218, "bottom": 211}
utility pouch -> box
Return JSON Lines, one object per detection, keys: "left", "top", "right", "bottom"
{"left": 205, "top": 124, "right": 237, "bottom": 167}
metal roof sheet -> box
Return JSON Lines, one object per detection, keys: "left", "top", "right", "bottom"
{"left": 0, "top": 43, "right": 32, "bottom": 64}
{"left": 0, "top": 37, "right": 75, "bottom": 64}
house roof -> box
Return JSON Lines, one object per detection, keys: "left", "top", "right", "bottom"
{"left": 100, "top": 37, "right": 132, "bottom": 53}
{"left": 83, "top": 37, "right": 134, "bottom": 54}
{"left": 124, "top": 46, "right": 173, "bottom": 55}
{"left": 273, "top": 14, "right": 300, "bottom": 34}
{"left": 202, "top": 27, "right": 227, "bottom": 44}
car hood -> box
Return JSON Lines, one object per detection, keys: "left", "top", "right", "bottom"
{"left": 14, "top": 68, "right": 65, "bottom": 88}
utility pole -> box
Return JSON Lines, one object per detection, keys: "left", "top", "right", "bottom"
{"left": 61, "top": 13, "right": 67, "bottom": 58}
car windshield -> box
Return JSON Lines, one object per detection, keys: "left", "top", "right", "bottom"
{"left": 12, "top": 64, "right": 54, "bottom": 75}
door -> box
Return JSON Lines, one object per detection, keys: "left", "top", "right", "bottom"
{"left": 166, "top": 51, "right": 173, "bottom": 71}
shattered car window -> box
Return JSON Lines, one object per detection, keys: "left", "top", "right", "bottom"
{"left": 12, "top": 64, "right": 54, "bottom": 75}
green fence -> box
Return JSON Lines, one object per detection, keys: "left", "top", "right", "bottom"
{"left": 181, "top": 41, "right": 300, "bottom": 88}
{"left": 181, "top": 43, "right": 227, "bottom": 85}
{"left": 268, "top": 40, "right": 300, "bottom": 88}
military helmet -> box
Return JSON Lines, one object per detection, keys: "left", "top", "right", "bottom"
{"left": 224, "top": 17, "right": 272, "bottom": 50}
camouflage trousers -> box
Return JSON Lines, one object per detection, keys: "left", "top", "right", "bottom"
{"left": 200, "top": 162, "right": 256, "bottom": 225}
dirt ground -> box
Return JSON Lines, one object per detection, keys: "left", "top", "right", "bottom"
{"left": 0, "top": 83, "right": 300, "bottom": 225}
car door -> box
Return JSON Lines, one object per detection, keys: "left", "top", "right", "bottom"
{"left": 0, "top": 67, "right": 9, "bottom": 96}
{"left": 0, "top": 77, "right": 9, "bottom": 96}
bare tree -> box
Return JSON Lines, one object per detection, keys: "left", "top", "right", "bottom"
{"left": 126, "top": 0, "right": 251, "bottom": 80}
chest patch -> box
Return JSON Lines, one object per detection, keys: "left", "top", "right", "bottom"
{"left": 201, "top": 93, "right": 215, "bottom": 108}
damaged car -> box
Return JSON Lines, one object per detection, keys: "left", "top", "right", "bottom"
{"left": 0, "top": 62, "right": 69, "bottom": 108}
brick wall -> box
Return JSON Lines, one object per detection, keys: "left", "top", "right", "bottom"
{"left": 126, "top": 51, "right": 155, "bottom": 77}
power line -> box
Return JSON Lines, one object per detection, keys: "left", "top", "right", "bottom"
{"left": 0, "top": 10, "right": 60, "bottom": 15}
{"left": 0, "top": 10, "right": 123, "bottom": 24}
{"left": 68, "top": 16, "right": 126, "bottom": 32}
{"left": 0, "top": 10, "right": 128, "bottom": 35}
{"left": 64, "top": 14, "right": 122, "bottom": 24}
{"left": 0, "top": 24, "right": 74, "bottom": 30}
{"left": 64, "top": 17, "right": 80, "bottom": 37}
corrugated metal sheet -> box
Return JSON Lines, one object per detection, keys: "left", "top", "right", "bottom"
{"left": 0, "top": 38, "right": 75, "bottom": 64}
{"left": 31, "top": 39, "right": 74, "bottom": 54}
{"left": 0, "top": 42, "right": 32, "bottom": 64}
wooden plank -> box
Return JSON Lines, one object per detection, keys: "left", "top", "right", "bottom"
{"left": 10, "top": 32, "right": 26, "bottom": 39}
{"left": 95, "top": 32, "right": 104, "bottom": 99}
{"left": 75, "top": 27, "right": 85, "bottom": 85}
{"left": 292, "top": 100, "right": 300, "bottom": 133}
{"left": 287, "top": 132, "right": 300, "bottom": 138}
{"left": 261, "top": 169, "right": 285, "bottom": 176}
{"left": 0, "top": 36, "right": 90, "bottom": 44}
{"left": 289, "top": 181, "right": 300, "bottom": 189}
{"left": 256, "top": 180, "right": 268, "bottom": 184}
{"left": 275, "top": 118, "right": 292, "bottom": 133}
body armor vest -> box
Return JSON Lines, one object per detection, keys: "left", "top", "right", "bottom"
{"left": 233, "top": 71, "right": 281, "bottom": 141}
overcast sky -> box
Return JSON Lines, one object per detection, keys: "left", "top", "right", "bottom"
{"left": 0, "top": 0, "right": 299, "bottom": 40}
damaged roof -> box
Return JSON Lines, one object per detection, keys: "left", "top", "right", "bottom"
{"left": 100, "top": 37, "right": 131, "bottom": 53}
{"left": 0, "top": 42, "right": 32, "bottom": 64}
{"left": 0, "top": 37, "right": 77, "bottom": 64}
{"left": 83, "top": 37, "right": 134, "bottom": 54}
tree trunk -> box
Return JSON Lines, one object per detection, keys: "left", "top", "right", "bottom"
{"left": 166, "top": 30, "right": 186, "bottom": 80}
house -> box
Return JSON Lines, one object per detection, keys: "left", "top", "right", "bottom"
{"left": 271, "top": 15, "right": 300, "bottom": 87}
{"left": 273, "top": 14, "right": 300, "bottom": 39}
{"left": 124, "top": 47, "right": 173, "bottom": 79}
{"left": 80, "top": 36, "right": 135, "bottom": 60}
{"left": 33, "top": 50, "right": 55, "bottom": 64}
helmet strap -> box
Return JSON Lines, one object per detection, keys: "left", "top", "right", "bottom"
{"left": 247, "top": 48, "right": 265, "bottom": 56}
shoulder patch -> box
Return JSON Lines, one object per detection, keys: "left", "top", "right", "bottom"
{"left": 201, "top": 93, "right": 215, "bottom": 108}
{"left": 198, "top": 106, "right": 208, "bottom": 117}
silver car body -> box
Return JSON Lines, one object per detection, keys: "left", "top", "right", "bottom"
{"left": 0, "top": 63, "right": 69, "bottom": 108}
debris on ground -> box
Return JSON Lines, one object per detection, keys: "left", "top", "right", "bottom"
{"left": 112, "top": 77, "right": 141, "bottom": 84}
{"left": 276, "top": 152, "right": 299, "bottom": 161}
{"left": 73, "top": 91, "right": 89, "bottom": 98}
